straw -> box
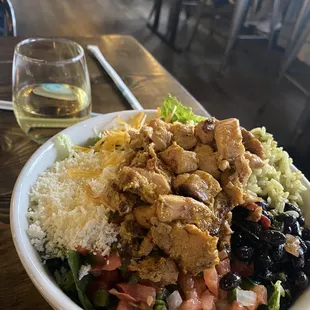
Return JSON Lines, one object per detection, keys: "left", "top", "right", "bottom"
{"left": 0, "top": 100, "right": 101, "bottom": 117}
{"left": 87, "top": 45, "right": 143, "bottom": 111}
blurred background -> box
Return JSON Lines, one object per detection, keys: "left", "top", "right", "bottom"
{"left": 2, "top": 0, "right": 310, "bottom": 177}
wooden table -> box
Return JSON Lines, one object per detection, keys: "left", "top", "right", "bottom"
{"left": 0, "top": 35, "right": 208, "bottom": 309}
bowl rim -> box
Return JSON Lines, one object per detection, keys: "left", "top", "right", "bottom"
{"left": 10, "top": 110, "right": 155, "bottom": 310}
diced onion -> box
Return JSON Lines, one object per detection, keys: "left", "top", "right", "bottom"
{"left": 236, "top": 289, "right": 257, "bottom": 307}
{"left": 167, "top": 290, "right": 183, "bottom": 310}
{"left": 285, "top": 234, "right": 300, "bottom": 257}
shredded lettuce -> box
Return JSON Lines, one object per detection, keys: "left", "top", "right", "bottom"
{"left": 268, "top": 281, "right": 285, "bottom": 310}
{"left": 54, "top": 134, "right": 73, "bottom": 160}
{"left": 160, "top": 94, "right": 205, "bottom": 124}
{"left": 54, "top": 266, "right": 75, "bottom": 292}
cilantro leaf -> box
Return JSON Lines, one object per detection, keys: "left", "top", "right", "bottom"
{"left": 268, "top": 281, "right": 285, "bottom": 310}
{"left": 160, "top": 94, "right": 205, "bottom": 124}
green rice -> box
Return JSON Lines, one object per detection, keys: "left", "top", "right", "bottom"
{"left": 247, "top": 127, "right": 306, "bottom": 212}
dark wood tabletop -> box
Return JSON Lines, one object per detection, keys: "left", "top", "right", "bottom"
{"left": 0, "top": 35, "right": 209, "bottom": 310}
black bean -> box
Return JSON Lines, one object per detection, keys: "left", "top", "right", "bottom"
{"left": 298, "top": 237, "right": 308, "bottom": 254}
{"left": 276, "top": 213, "right": 297, "bottom": 226}
{"left": 259, "top": 230, "right": 286, "bottom": 246}
{"left": 293, "top": 271, "right": 309, "bottom": 291}
{"left": 233, "top": 206, "right": 249, "bottom": 219}
{"left": 280, "top": 295, "right": 292, "bottom": 310}
{"left": 219, "top": 272, "right": 242, "bottom": 291}
{"left": 256, "top": 200, "right": 270, "bottom": 210}
{"left": 253, "top": 268, "right": 273, "bottom": 283}
{"left": 243, "top": 221, "right": 262, "bottom": 236}
{"left": 302, "top": 228, "right": 310, "bottom": 241}
{"left": 262, "top": 210, "right": 274, "bottom": 222}
{"left": 298, "top": 216, "right": 305, "bottom": 227}
{"left": 270, "top": 220, "right": 284, "bottom": 233}
{"left": 291, "top": 221, "right": 302, "bottom": 237}
{"left": 272, "top": 244, "right": 285, "bottom": 262}
{"left": 234, "top": 246, "right": 255, "bottom": 262}
{"left": 231, "top": 232, "right": 245, "bottom": 248}
{"left": 284, "top": 202, "right": 301, "bottom": 214}
{"left": 303, "top": 258, "right": 310, "bottom": 276}
{"left": 283, "top": 225, "right": 292, "bottom": 234}
{"left": 256, "top": 252, "right": 273, "bottom": 269}
{"left": 305, "top": 241, "right": 310, "bottom": 257}
{"left": 291, "top": 250, "right": 305, "bottom": 269}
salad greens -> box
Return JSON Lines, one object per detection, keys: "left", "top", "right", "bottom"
{"left": 268, "top": 281, "right": 285, "bottom": 310}
{"left": 54, "top": 266, "right": 75, "bottom": 292}
{"left": 160, "top": 94, "right": 205, "bottom": 124}
{"left": 54, "top": 134, "right": 73, "bottom": 160}
{"left": 67, "top": 251, "right": 94, "bottom": 310}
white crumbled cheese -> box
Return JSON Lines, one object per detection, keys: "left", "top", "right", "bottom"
{"left": 27, "top": 150, "right": 119, "bottom": 256}
{"left": 78, "top": 264, "right": 91, "bottom": 280}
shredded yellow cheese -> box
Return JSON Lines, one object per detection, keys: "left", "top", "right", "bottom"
{"left": 68, "top": 168, "right": 102, "bottom": 179}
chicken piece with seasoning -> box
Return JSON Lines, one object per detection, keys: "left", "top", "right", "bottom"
{"left": 221, "top": 154, "right": 252, "bottom": 206}
{"left": 129, "top": 257, "right": 179, "bottom": 285}
{"left": 195, "top": 118, "right": 217, "bottom": 145}
{"left": 119, "top": 166, "right": 171, "bottom": 203}
{"left": 154, "top": 194, "right": 216, "bottom": 230}
{"left": 148, "top": 118, "right": 173, "bottom": 151}
{"left": 160, "top": 142, "right": 198, "bottom": 174}
{"left": 169, "top": 122, "right": 197, "bottom": 150}
{"left": 173, "top": 170, "right": 221, "bottom": 204}
{"left": 194, "top": 144, "right": 220, "bottom": 179}
{"left": 151, "top": 222, "right": 219, "bottom": 274}
{"left": 215, "top": 118, "right": 245, "bottom": 170}
{"left": 241, "top": 127, "right": 265, "bottom": 158}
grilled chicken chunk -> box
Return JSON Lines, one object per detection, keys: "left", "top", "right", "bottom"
{"left": 194, "top": 144, "right": 220, "bottom": 179}
{"left": 244, "top": 151, "right": 264, "bottom": 169}
{"left": 129, "top": 126, "right": 153, "bottom": 150}
{"left": 133, "top": 205, "right": 156, "bottom": 229}
{"left": 215, "top": 118, "right": 245, "bottom": 168}
{"left": 221, "top": 154, "right": 252, "bottom": 206}
{"left": 154, "top": 195, "right": 216, "bottom": 229}
{"left": 148, "top": 118, "right": 173, "bottom": 151}
{"left": 195, "top": 118, "right": 216, "bottom": 145}
{"left": 103, "top": 182, "right": 137, "bottom": 215}
{"left": 241, "top": 128, "right": 265, "bottom": 158}
{"left": 129, "top": 257, "right": 179, "bottom": 285}
{"left": 173, "top": 171, "right": 221, "bottom": 204}
{"left": 119, "top": 167, "right": 171, "bottom": 203}
{"left": 151, "top": 222, "right": 219, "bottom": 274}
{"left": 170, "top": 122, "right": 197, "bottom": 150}
{"left": 160, "top": 142, "right": 198, "bottom": 174}
{"left": 138, "top": 232, "right": 154, "bottom": 257}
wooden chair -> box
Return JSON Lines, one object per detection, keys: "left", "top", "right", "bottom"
{"left": 0, "top": 0, "right": 16, "bottom": 36}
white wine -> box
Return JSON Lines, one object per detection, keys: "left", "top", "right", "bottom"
{"left": 13, "top": 83, "right": 91, "bottom": 143}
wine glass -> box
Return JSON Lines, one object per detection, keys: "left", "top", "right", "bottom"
{"left": 12, "top": 38, "right": 91, "bottom": 144}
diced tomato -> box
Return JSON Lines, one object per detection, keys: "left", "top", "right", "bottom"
{"left": 247, "top": 285, "right": 268, "bottom": 310}
{"left": 117, "top": 300, "right": 134, "bottom": 310}
{"left": 259, "top": 215, "right": 271, "bottom": 230}
{"left": 245, "top": 203, "right": 259, "bottom": 211}
{"left": 90, "top": 251, "right": 121, "bottom": 271}
{"left": 218, "top": 289, "right": 228, "bottom": 300}
{"left": 231, "top": 261, "right": 254, "bottom": 277}
{"left": 109, "top": 283, "right": 156, "bottom": 309}
{"left": 216, "top": 300, "right": 230, "bottom": 310}
{"left": 201, "top": 290, "right": 216, "bottom": 310}
{"left": 195, "top": 278, "right": 207, "bottom": 297}
{"left": 203, "top": 267, "right": 219, "bottom": 296}
{"left": 178, "top": 298, "right": 202, "bottom": 310}
{"left": 230, "top": 301, "right": 247, "bottom": 310}
{"left": 76, "top": 246, "right": 89, "bottom": 255}
{"left": 179, "top": 273, "right": 200, "bottom": 300}
{"left": 216, "top": 258, "right": 231, "bottom": 277}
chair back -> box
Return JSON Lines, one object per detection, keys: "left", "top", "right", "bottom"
{"left": 0, "top": 0, "right": 16, "bottom": 36}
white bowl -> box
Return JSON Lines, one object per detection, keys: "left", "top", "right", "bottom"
{"left": 10, "top": 110, "right": 310, "bottom": 310}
